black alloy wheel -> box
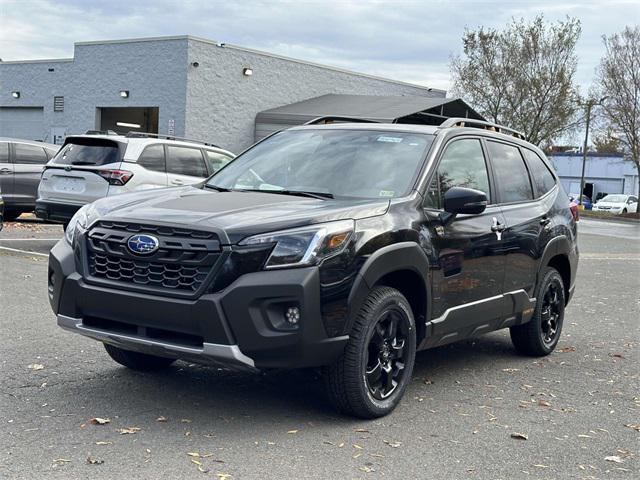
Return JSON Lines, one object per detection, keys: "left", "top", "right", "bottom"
{"left": 365, "top": 308, "right": 410, "bottom": 400}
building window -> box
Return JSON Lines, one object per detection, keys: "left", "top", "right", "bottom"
{"left": 53, "top": 96, "right": 64, "bottom": 112}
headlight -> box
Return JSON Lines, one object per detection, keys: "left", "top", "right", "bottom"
{"left": 64, "top": 205, "right": 90, "bottom": 246}
{"left": 239, "top": 220, "right": 354, "bottom": 269}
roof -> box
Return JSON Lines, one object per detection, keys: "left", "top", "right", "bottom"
{"left": 256, "top": 94, "right": 484, "bottom": 125}
{"left": 289, "top": 123, "right": 440, "bottom": 135}
{"left": 0, "top": 137, "right": 58, "bottom": 149}
{"left": 1, "top": 35, "right": 445, "bottom": 94}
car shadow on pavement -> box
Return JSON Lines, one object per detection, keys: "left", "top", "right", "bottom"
{"left": 70, "top": 332, "right": 520, "bottom": 427}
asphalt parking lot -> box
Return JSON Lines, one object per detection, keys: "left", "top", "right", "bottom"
{"left": 1, "top": 217, "right": 638, "bottom": 479}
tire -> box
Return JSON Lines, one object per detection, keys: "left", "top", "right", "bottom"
{"left": 62, "top": 221, "right": 69, "bottom": 231}
{"left": 324, "top": 286, "right": 417, "bottom": 419}
{"left": 622, "top": 209, "right": 627, "bottom": 214}
{"left": 103, "top": 343, "right": 176, "bottom": 371}
{"left": 3, "top": 210, "right": 22, "bottom": 222}
{"left": 510, "top": 267, "right": 565, "bottom": 356}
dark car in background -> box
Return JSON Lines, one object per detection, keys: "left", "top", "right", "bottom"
{"left": 47, "top": 118, "right": 578, "bottom": 418}
{"left": 0, "top": 138, "right": 59, "bottom": 221}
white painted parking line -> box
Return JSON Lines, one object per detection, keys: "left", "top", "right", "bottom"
{"left": 0, "top": 246, "right": 49, "bottom": 257}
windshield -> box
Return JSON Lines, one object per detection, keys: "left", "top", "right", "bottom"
{"left": 600, "top": 194, "right": 627, "bottom": 203}
{"left": 52, "top": 138, "right": 122, "bottom": 166}
{"left": 207, "top": 129, "right": 433, "bottom": 199}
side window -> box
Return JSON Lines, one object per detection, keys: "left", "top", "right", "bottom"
{"left": 166, "top": 146, "right": 208, "bottom": 178}
{"left": 424, "top": 138, "right": 490, "bottom": 209}
{"left": 205, "top": 150, "right": 232, "bottom": 174}
{"left": 522, "top": 148, "right": 556, "bottom": 197}
{"left": 14, "top": 143, "right": 49, "bottom": 165}
{"left": 487, "top": 141, "right": 533, "bottom": 203}
{"left": 138, "top": 145, "right": 166, "bottom": 173}
{"left": 0, "top": 143, "right": 8, "bottom": 163}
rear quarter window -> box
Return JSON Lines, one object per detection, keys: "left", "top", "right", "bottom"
{"left": 137, "top": 144, "right": 166, "bottom": 173}
{"left": 522, "top": 148, "right": 556, "bottom": 197}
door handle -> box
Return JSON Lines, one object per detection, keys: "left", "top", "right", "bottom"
{"left": 0, "top": 168, "right": 11, "bottom": 174}
{"left": 171, "top": 179, "right": 184, "bottom": 185}
{"left": 490, "top": 217, "right": 506, "bottom": 232}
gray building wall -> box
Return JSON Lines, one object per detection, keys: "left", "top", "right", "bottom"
{"left": 0, "top": 37, "right": 189, "bottom": 142}
{"left": 184, "top": 38, "right": 443, "bottom": 153}
{"left": 549, "top": 153, "right": 639, "bottom": 197}
{"left": 1, "top": 35, "right": 444, "bottom": 152}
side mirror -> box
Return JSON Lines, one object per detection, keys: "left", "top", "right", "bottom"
{"left": 443, "top": 187, "right": 488, "bottom": 215}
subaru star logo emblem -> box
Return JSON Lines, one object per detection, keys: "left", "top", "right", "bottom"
{"left": 127, "top": 234, "right": 159, "bottom": 255}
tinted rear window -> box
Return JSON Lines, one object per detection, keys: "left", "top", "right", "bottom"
{"left": 487, "top": 141, "right": 534, "bottom": 203}
{"left": 52, "top": 138, "right": 122, "bottom": 166}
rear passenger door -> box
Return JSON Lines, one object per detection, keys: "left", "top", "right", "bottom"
{"left": 165, "top": 146, "right": 209, "bottom": 186}
{"left": 486, "top": 140, "right": 555, "bottom": 298}
{"left": 136, "top": 144, "right": 168, "bottom": 189}
{"left": 0, "top": 142, "right": 12, "bottom": 200}
{"left": 12, "top": 142, "right": 50, "bottom": 205}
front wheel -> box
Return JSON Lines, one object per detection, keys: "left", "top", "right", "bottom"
{"left": 510, "top": 267, "right": 565, "bottom": 356}
{"left": 104, "top": 344, "right": 176, "bottom": 371}
{"left": 324, "top": 286, "right": 416, "bottom": 418}
{"left": 622, "top": 208, "right": 627, "bottom": 214}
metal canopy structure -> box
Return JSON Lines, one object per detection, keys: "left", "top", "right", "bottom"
{"left": 255, "top": 94, "right": 484, "bottom": 140}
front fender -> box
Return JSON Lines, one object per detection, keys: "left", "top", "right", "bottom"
{"left": 345, "top": 242, "right": 431, "bottom": 334}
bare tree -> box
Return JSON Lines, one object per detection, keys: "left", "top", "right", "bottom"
{"left": 594, "top": 26, "right": 640, "bottom": 200}
{"left": 450, "top": 15, "right": 581, "bottom": 147}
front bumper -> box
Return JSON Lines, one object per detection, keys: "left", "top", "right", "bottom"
{"left": 36, "top": 200, "right": 84, "bottom": 223}
{"left": 48, "top": 239, "right": 348, "bottom": 370}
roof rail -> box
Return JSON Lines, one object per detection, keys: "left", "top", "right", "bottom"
{"left": 85, "top": 129, "right": 119, "bottom": 135}
{"left": 125, "top": 131, "right": 221, "bottom": 148}
{"left": 303, "top": 116, "right": 381, "bottom": 126}
{"left": 438, "top": 118, "right": 526, "bottom": 140}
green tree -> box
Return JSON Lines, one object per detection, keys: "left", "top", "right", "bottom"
{"left": 594, "top": 26, "right": 640, "bottom": 200}
{"left": 450, "top": 15, "right": 581, "bottom": 147}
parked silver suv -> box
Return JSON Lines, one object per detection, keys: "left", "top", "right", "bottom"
{"left": 36, "top": 132, "right": 234, "bottom": 226}
{"left": 0, "top": 138, "right": 59, "bottom": 221}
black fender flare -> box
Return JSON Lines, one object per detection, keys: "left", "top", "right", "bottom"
{"left": 345, "top": 242, "right": 431, "bottom": 335}
{"left": 537, "top": 235, "right": 570, "bottom": 283}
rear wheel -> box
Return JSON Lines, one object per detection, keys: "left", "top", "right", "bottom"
{"left": 622, "top": 208, "right": 627, "bottom": 214}
{"left": 324, "top": 286, "right": 416, "bottom": 418}
{"left": 103, "top": 344, "right": 176, "bottom": 371}
{"left": 510, "top": 267, "right": 565, "bottom": 356}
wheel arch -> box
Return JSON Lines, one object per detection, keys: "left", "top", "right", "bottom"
{"left": 538, "top": 235, "right": 572, "bottom": 305}
{"left": 346, "top": 242, "right": 431, "bottom": 343}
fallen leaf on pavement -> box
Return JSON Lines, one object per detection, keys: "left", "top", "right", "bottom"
{"left": 28, "top": 364, "right": 45, "bottom": 371}
{"left": 287, "top": 430, "right": 298, "bottom": 434}
{"left": 53, "top": 459, "right": 71, "bottom": 464}
{"left": 510, "top": 432, "right": 528, "bottom": 440}
{"left": 558, "top": 346, "right": 576, "bottom": 353}
{"left": 537, "top": 399, "right": 551, "bottom": 407}
{"left": 95, "top": 441, "right": 112, "bottom": 445}
{"left": 117, "top": 427, "right": 141, "bottom": 435}
{"left": 360, "top": 466, "right": 375, "bottom": 473}
{"left": 383, "top": 440, "right": 402, "bottom": 448}
{"left": 605, "top": 456, "right": 624, "bottom": 463}
{"left": 87, "top": 456, "right": 104, "bottom": 465}
{"left": 624, "top": 424, "right": 640, "bottom": 432}
{"left": 198, "top": 465, "right": 209, "bottom": 474}
{"left": 216, "top": 474, "right": 232, "bottom": 480}
{"left": 502, "top": 368, "right": 520, "bottom": 372}
{"left": 90, "top": 418, "right": 111, "bottom": 425}
{"left": 353, "top": 444, "right": 363, "bottom": 450}
{"left": 156, "top": 416, "right": 168, "bottom": 422}
{"left": 354, "top": 428, "right": 369, "bottom": 433}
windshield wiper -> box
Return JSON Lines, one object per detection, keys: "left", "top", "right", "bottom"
{"left": 204, "top": 184, "right": 233, "bottom": 192}
{"left": 240, "top": 189, "right": 334, "bottom": 200}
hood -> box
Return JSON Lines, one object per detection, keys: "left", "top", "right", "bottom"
{"left": 91, "top": 186, "right": 389, "bottom": 244}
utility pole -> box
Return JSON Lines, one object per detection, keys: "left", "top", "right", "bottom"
{"left": 578, "top": 102, "right": 592, "bottom": 206}
{"left": 578, "top": 96, "right": 608, "bottom": 206}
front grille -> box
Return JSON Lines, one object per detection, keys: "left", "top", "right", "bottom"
{"left": 85, "top": 221, "right": 223, "bottom": 295}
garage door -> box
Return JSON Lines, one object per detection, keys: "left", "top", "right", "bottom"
{"left": 0, "top": 107, "right": 45, "bottom": 141}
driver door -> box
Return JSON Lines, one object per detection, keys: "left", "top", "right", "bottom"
{"left": 421, "top": 137, "right": 508, "bottom": 347}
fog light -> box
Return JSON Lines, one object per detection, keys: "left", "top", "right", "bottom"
{"left": 285, "top": 306, "right": 300, "bottom": 325}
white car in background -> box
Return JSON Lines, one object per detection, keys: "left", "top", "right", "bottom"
{"left": 36, "top": 132, "right": 234, "bottom": 226}
{"left": 592, "top": 194, "right": 638, "bottom": 214}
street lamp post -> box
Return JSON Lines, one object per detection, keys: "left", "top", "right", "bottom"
{"left": 578, "top": 96, "right": 608, "bottom": 206}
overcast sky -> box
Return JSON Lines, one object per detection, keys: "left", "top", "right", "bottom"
{"left": 0, "top": 0, "right": 636, "bottom": 93}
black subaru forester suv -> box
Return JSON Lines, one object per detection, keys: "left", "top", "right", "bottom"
{"left": 48, "top": 118, "right": 578, "bottom": 418}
